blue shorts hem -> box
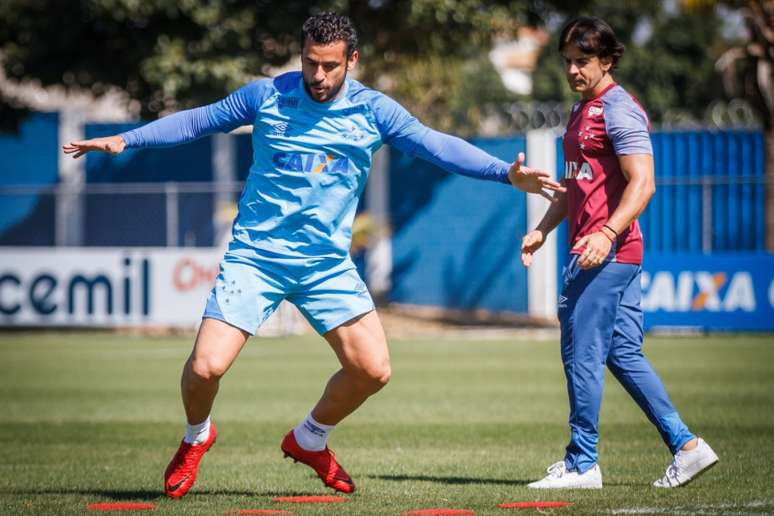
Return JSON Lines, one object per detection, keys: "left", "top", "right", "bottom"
{"left": 202, "top": 293, "right": 256, "bottom": 335}
{"left": 313, "top": 304, "right": 376, "bottom": 335}
{"left": 201, "top": 314, "right": 256, "bottom": 336}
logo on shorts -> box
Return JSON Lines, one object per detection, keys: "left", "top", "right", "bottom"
{"left": 354, "top": 281, "right": 367, "bottom": 293}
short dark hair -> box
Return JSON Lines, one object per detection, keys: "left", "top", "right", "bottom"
{"left": 301, "top": 12, "right": 358, "bottom": 58}
{"left": 559, "top": 16, "right": 625, "bottom": 67}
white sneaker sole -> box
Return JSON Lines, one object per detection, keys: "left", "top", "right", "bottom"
{"left": 528, "top": 481, "right": 603, "bottom": 489}
{"left": 680, "top": 452, "right": 719, "bottom": 486}
{"left": 654, "top": 447, "right": 719, "bottom": 488}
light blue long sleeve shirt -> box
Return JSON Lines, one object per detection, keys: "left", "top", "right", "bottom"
{"left": 121, "top": 72, "right": 512, "bottom": 259}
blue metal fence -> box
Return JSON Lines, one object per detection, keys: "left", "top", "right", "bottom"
{"left": 554, "top": 130, "right": 766, "bottom": 256}
{"left": 645, "top": 130, "right": 765, "bottom": 253}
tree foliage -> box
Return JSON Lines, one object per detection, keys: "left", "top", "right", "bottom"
{"left": 0, "top": 1, "right": 533, "bottom": 125}
{"left": 714, "top": 0, "right": 773, "bottom": 130}
{"left": 0, "top": 0, "right": 736, "bottom": 132}
{"left": 531, "top": 0, "right": 727, "bottom": 125}
{"left": 1, "top": 0, "right": 317, "bottom": 118}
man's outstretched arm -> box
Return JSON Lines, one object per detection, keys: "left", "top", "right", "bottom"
{"left": 369, "top": 93, "right": 563, "bottom": 198}
{"left": 62, "top": 80, "right": 268, "bottom": 159}
{"left": 412, "top": 128, "right": 565, "bottom": 199}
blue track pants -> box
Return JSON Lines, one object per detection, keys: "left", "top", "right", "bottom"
{"left": 558, "top": 255, "right": 695, "bottom": 473}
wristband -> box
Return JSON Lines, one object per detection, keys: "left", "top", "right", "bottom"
{"left": 600, "top": 225, "right": 617, "bottom": 243}
{"left": 603, "top": 224, "right": 619, "bottom": 238}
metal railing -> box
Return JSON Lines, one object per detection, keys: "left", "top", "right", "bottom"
{"left": 645, "top": 174, "right": 770, "bottom": 254}
{"left": 495, "top": 98, "right": 762, "bottom": 131}
{"left": 0, "top": 181, "right": 245, "bottom": 248}
{"left": 1, "top": 176, "right": 769, "bottom": 253}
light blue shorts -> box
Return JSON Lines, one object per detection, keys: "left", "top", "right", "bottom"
{"left": 203, "top": 242, "right": 375, "bottom": 335}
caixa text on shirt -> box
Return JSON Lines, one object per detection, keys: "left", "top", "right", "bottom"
{"left": 273, "top": 152, "right": 350, "bottom": 174}
{"left": 564, "top": 160, "right": 594, "bottom": 180}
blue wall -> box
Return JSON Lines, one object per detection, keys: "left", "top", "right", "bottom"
{"left": 0, "top": 113, "right": 59, "bottom": 246}
{"left": 388, "top": 136, "right": 529, "bottom": 313}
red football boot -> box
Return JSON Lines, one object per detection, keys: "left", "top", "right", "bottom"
{"left": 281, "top": 430, "right": 355, "bottom": 493}
{"left": 164, "top": 422, "right": 217, "bottom": 498}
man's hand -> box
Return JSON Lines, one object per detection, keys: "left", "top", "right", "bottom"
{"left": 508, "top": 152, "right": 565, "bottom": 201}
{"left": 62, "top": 135, "right": 126, "bottom": 159}
{"left": 573, "top": 231, "right": 613, "bottom": 269}
{"left": 521, "top": 229, "right": 545, "bottom": 267}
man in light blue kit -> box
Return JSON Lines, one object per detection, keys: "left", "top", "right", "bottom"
{"left": 64, "top": 12, "right": 563, "bottom": 498}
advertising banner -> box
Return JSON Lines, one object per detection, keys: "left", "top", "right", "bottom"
{"left": 642, "top": 254, "right": 774, "bottom": 331}
{"left": 3, "top": 249, "right": 771, "bottom": 332}
{"left": 0, "top": 248, "right": 303, "bottom": 334}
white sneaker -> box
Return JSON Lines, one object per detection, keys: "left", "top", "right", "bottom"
{"left": 653, "top": 438, "right": 719, "bottom": 488}
{"left": 528, "top": 461, "right": 603, "bottom": 489}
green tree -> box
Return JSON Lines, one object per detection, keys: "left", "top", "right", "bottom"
{"left": 531, "top": 0, "right": 725, "bottom": 125}
{"left": 0, "top": 1, "right": 740, "bottom": 136}
{"left": 0, "top": 0, "right": 319, "bottom": 125}
{"left": 0, "top": 0, "right": 535, "bottom": 132}
{"left": 714, "top": 0, "right": 774, "bottom": 249}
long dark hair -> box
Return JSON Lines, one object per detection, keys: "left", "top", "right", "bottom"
{"left": 559, "top": 16, "right": 625, "bottom": 68}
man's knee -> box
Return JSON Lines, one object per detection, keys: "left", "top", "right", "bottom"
{"left": 187, "top": 355, "right": 229, "bottom": 383}
{"left": 372, "top": 361, "right": 391, "bottom": 388}
{"left": 606, "top": 345, "right": 639, "bottom": 370}
{"left": 353, "top": 359, "right": 391, "bottom": 393}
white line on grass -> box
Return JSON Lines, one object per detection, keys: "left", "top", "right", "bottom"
{"left": 609, "top": 499, "right": 774, "bottom": 515}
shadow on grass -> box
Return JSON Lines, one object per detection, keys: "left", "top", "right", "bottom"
{"left": 370, "top": 474, "right": 645, "bottom": 488}
{"left": 0, "top": 488, "right": 323, "bottom": 500}
{"left": 369, "top": 474, "right": 532, "bottom": 486}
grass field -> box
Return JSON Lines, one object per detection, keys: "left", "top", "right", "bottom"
{"left": 1, "top": 332, "right": 773, "bottom": 515}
